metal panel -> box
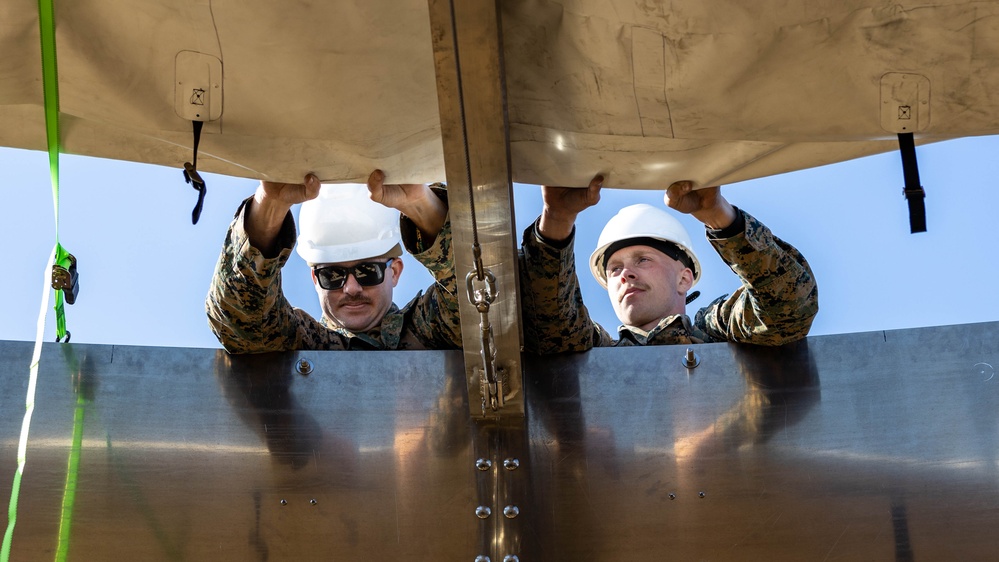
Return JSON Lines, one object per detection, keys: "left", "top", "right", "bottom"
{"left": 2, "top": 322, "right": 999, "bottom": 560}
{"left": 428, "top": 0, "right": 524, "bottom": 418}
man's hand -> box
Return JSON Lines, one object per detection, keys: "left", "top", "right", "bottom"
{"left": 538, "top": 174, "right": 603, "bottom": 242}
{"left": 665, "top": 181, "right": 736, "bottom": 230}
{"left": 367, "top": 169, "right": 446, "bottom": 242}
{"left": 366, "top": 169, "right": 434, "bottom": 212}
{"left": 257, "top": 173, "right": 322, "bottom": 209}
{"left": 246, "top": 173, "right": 320, "bottom": 257}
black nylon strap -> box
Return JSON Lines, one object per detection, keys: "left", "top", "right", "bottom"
{"left": 897, "top": 133, "right": 926, "bottom": 233}
{"left": 182, "top": 120, "right": 207, "bottom": 225}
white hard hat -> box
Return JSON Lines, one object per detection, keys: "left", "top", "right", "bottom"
{"left": 589, "top": 204, "right": 701, "bottom": 288}
{"left": 296, "top": 183, "right": 403, "bottom": 266}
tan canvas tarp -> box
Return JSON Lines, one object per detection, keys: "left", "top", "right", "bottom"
{"left": 2, "top": 0, "right": 998, "bottom": 188}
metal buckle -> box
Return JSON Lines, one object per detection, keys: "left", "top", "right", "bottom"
{"left": 51, "top": 253, "right": 79, "bottom": 305}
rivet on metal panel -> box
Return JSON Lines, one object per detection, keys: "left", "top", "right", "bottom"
{"left": 310, "top": 499, "right": 317, "bottom": 505}
{"left": 280, "top": 499, "right": 287, "bottom": 506}
{"left": 476, "top": 458, "right": 493, "bottom": 471}
{"left": 296, "top": 358, "right": 314, "bottom": 375}
{"left": 503, "top": 505, "right": 520, "bottom": 519}
{"left": 668, "top": 493, "right": 676, "bottom": 500}
{"left": 682, "top": 348, "right": 700, "bottom": 369}
{"left": 698, "top": 491, "right": 706, "bottom": 498}
{"left": 475, "top": 556, "right": 491, "bottom": 562}
{"left": 503, "top": 556, "right": 520, "bottom": 562}
{"left": 475, "top": 506, "right": 492, "bottom": 519}
{"left": 503, "top": 458, "right": 520, "bottom": 470}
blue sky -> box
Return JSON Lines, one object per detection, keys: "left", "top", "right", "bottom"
{"left": 2, "top": 135, "right": 997, "bottom": 349}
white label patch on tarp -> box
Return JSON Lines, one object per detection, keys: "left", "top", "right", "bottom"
{"left": 881, "top": 72, "right": 930, "bottom": 134}
{"left": 175, "top": 51, "right": 223, "bottom": 123}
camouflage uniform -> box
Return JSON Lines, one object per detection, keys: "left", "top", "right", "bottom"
{"left": 206, "top": 192, "right": 460, "bottom": 353}
{"left": 519, "top": 208, "right": 818, "bottom": 353}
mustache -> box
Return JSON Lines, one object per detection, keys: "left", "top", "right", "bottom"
{"left": 618, "top": 282, "right": 649, "bottom": 301}
{"left": 338, "top": 294, "right": 372, "bottom": 306}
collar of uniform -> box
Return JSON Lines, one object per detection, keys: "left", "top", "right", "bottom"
{"left": 321, "top": 304, "right": 404, "bottom": 350}
{"left": 616, "top": 325, "right": 648, "bottom": 345}
{"left": 618, "top": 314, "right": 689, "bottom": 344}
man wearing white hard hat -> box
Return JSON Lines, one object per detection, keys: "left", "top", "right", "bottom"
{"left": 207, "top": 170, "right": 461, "bottom": 352}
{"left": 519, "top": 175, "right": 818, "bottom": 350}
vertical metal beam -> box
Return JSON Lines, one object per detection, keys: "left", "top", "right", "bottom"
{"left": 427, "top": 0, "right": 524, "bottom": 418}
{"left": 472, "top": 421, "right": 531, "bottom": 561}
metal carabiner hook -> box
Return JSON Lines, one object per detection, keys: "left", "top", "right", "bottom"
{"left": 465, "top": 269, "right": 497, "bottom": 307}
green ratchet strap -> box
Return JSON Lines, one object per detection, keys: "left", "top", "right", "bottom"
{"left": 1, "top": 247, "right": 56, "bottom": 562}
{"left": 1, "top": 269, "right": 87, "bottom": 562}
{"left": 3, "top": 1, "right": 78, "bottom": 561}
{"left": 35, "top": 0, "right": 78, "bottom": 339}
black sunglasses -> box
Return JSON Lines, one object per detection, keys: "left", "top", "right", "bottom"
{"left": 313, "top": 259, "right": 395, "bottom": 291}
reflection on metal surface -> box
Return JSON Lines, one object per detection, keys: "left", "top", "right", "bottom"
{"left": 2, "top": 322, "right": 999, "bottom": 559}
{"left": 54, "top": 344, "right": 92, "bottom": 562}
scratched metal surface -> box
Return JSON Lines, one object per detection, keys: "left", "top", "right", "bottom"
{"left": 2, "top": 322, "right": 998, "bottom": 560}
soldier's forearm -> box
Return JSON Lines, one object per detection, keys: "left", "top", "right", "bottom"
{"left": 399, "top": 189, "right": 447, "bottom": 242}
{"left": 245, "top": 193, "right": 292, "bottom": 258}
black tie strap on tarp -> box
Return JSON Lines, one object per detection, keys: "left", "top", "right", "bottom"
{"left": 182, "top": 120, "right": 207, "bottom": 225}
{"left": 897, "top": 133, "right": 926, "bottom": 233}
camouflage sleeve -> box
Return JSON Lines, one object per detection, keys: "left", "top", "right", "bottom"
{"left": 694, "top": 209, "right": 819, "bottom": 346}
{"left": 518, "top": 220, "right": 610, "bottom": 353}
{"left": 205, "top": 198, "right": 328, "bottom": 353}
{"left": 400, "top": 188, "right": 462, "bottom": 349}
